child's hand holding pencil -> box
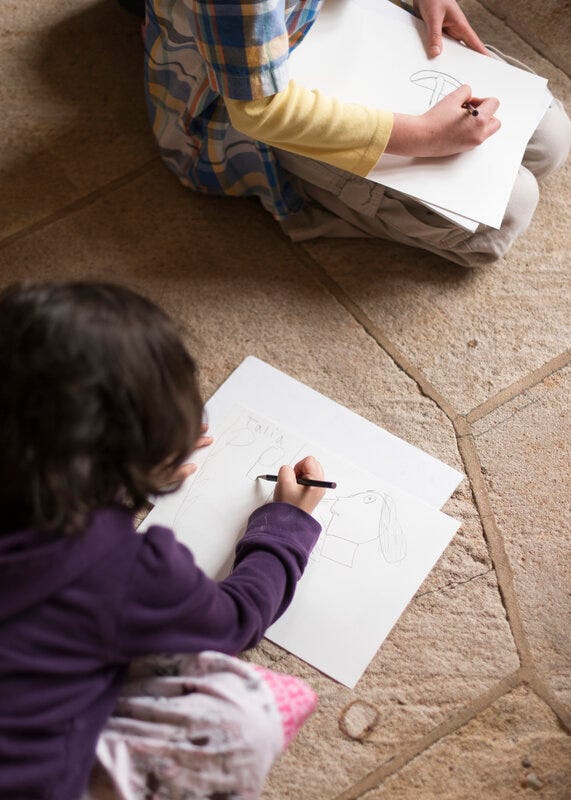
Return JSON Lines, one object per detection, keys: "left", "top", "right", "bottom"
{"left": 269, "top": 456, "right": 327, "bottom": 515}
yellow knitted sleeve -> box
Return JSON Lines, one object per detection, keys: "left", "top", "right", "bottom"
{"left": 225, "top": 80, "right": 393, "bottom": 177}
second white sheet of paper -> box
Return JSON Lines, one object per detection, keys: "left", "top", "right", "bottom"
{"left": 145, "top": 405, "right": 460, "bottom": 688}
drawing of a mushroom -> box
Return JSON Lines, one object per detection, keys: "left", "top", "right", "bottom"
{"left": 410, "top": 70, "right": 462, "bottom": 107}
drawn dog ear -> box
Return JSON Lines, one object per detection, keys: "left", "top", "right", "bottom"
{"left": 377, "top": 494, "right": 407, "bottom": 564}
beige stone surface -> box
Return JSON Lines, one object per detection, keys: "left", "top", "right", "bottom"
{"left": 299, "top": 235, "right": 571, "bottom": 415}
{"left": 361, "top": 686, "right": 571, "bottom": 799}
{"left": 302, "top": 0, "right": 571, "bottom": 416}
{"left": 254, "top": 484, "right": 519, "bottom": 799}
{"left": 473, "top": 368, "right": 571, "bottom": 711}
{"left": 0, "top": 165, "right": 462, "bottom": 468}
{"left": 259, "top": 566, "right": 518, "bottom": 799}
{"left": 476, "top": 0, "right": 571, "bottom": 75}
{"left": 0, "top": 0, "right": 155, "bottom": 239}
{"left": 2, "top": 1, "right": 570, "bottom": 799}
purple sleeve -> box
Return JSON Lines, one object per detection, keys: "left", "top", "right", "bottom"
{"left": 117, "top": 502, "right": 321, "bottom": 659}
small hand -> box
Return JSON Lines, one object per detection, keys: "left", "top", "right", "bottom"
{"left": 155, "top": 423, "right": 214, "bottom": 489}
{"left": 273, "top": 455, "right": 326, "bottom": 515}
{"left": 386, "top": 84, "right": 500, "bottom": 158}
{"left": 185, "top": 423, "right": 214, "bottom": 476}
{"left": 414, "top": 0, "right": 487, "bottom": 57}
{"left": 419, "top": 85, "right": 500, "bottom": 155}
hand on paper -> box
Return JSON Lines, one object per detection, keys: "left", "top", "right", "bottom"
{"left": 155, "top": 424, "right": 214, "bottom": 489}
{"left": 386, "top": 84, "right": 500, "bottom": 158}
{"left": 413, "top": 0, "right": 487, "bottom": 58}
{"left": 273, "top": 455, "right": 326, "bottom": 515}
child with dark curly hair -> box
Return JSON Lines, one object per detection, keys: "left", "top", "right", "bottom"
{"left": 0, "top": 282, "right": 324, "bottom": 800}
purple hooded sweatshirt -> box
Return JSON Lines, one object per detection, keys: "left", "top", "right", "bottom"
{"left": 0, "top": 502, "right": 320, "bottom": 800}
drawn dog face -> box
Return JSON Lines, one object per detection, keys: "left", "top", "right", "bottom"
{"left": 329, "top": 491, "right": 384, "bottom": 544}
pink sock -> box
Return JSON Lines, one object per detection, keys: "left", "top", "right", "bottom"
{"left": 252, "top": 666, "right": 318, "bottom": 749}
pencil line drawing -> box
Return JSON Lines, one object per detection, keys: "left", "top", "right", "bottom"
{"left": 246, "top": 444, "right": 286, "bottom": 481}
{"left": 313, "top": 490, "right": 407, "bottom": 568}
{"left": 166, "top": 408, "right": 407, "bottom": 577}
{"left": 410, "top": 69, "right": 462, "bottom": 107}
{"left": 172, "top": 410, "right": 303, "bottom": 528}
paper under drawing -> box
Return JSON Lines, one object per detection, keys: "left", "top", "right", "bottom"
{"left": 144, "top": 405, "right": 460, "bottom": 688}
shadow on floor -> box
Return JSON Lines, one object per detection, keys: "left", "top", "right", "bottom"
{"left": 1, "top": 0, "right": 153, "bottom": 238}
{"left": 1, "top": 0, "right": 474, "bottom": 294}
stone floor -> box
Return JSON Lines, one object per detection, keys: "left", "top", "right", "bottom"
{"left": 1, "top": 1, "right": 569, "bottom": 798}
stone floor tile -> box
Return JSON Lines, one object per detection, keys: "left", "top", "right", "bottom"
{"left": 360, "top": 685, "right": 571, "bottom": 799}
{"left": 461, "top": 1, "right": 571, "bottom": 115}
{"left": 0, "top": 164, "right": 464, "bottom": 469}
{"left": 0, "top": 0, "right": 154, "bottom": 239}
{"left": 301, "top": 1, "right": 571, "bottom": 416}
{"left": 472, "top": 367, "right": 571, "bottom": 710}
{"left": 0, "top": 165, "right": 519, "bottom": 799}
{"left": 252, "top": 479, "right": 518, "bottom": 799}
{"left": 478, "top": 0, "right": 571, "bottom": 75}
{"left": 257, "top": 555, "right": 518, "bottom": 799}
{"left": 301, "top": 228, "right": 571, "bottom": 415}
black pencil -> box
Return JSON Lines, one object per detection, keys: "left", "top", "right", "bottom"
{"left": 461, "top": 101, "right": 479, "bottom": 117}
{"left": 257, "top": 474, "right": 337, "bottom": 489}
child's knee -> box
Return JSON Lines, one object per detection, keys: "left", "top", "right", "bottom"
{"left": 524, "top": 99, "right": 571, "bottom": 179}
{"left": 462, "top": 167, "right": 539, "bottom": 267}
{"left": 502, "top": 165, "right": 540, "bottom": 241}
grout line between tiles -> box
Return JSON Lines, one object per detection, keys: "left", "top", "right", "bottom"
{"left": 288, "top": 240, "right": 539, "bottom": 671}
{"left": 294, "top": 244, "right": 461, "bottom": 423}
{"left": 217, "top": 214, "right": 568, "bottom": 788}
{"left": 284, "top": 242, "right": 571, "bottom": 732}
{"left": 526, "top": 672, "right": 571, "bottom": 734}
{"left": 454, "top": 428, "right": 534, "bottom": 667}
{"left": 466, "top": 349, "right": 571, "bottom": 423}
{"left": 331, "top": 669, "right": 526, "bottom": 800}
{"left": 0, "top": 158, "right": 160, "bottom": 253}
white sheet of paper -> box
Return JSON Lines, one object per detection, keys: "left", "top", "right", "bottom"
{"left": 288, "top": 0, "right": 549, "bottom": 227}
{"left": 421, "top": 202, "right": 479, "bottom": 231}
{"left": 418, "top": 82, "right": 551, "bottom": 230}
{"left": 144, "top": 405, "right": 461, "bottom": 687}
{"left": 197, "top": 357, "right": 463, "bottom": 508}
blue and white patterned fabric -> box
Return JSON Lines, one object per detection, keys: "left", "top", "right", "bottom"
{"left": 145, "top": 0, "right": 323, "bottom": 219}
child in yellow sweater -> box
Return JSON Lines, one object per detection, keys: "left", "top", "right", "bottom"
{"left": 145, "top": 0, "right": 570, "bottom": 266}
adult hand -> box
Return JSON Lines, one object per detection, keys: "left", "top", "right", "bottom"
{"left": 273, "top": 455, "right": 326, "bottom": 515}
{"left": 413, "top": 0, "right": 487, "bottom": 57}
{"left": 385, "top": 84, "right": 500, "bottom": 158}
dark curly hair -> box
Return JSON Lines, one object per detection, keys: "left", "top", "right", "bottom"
{"left": 0, "top": 282, "right": 204, "bottom": 534}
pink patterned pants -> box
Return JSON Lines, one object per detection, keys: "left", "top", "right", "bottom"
{"left": 83, "top": 652, "right": 317, "bottom": 800}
